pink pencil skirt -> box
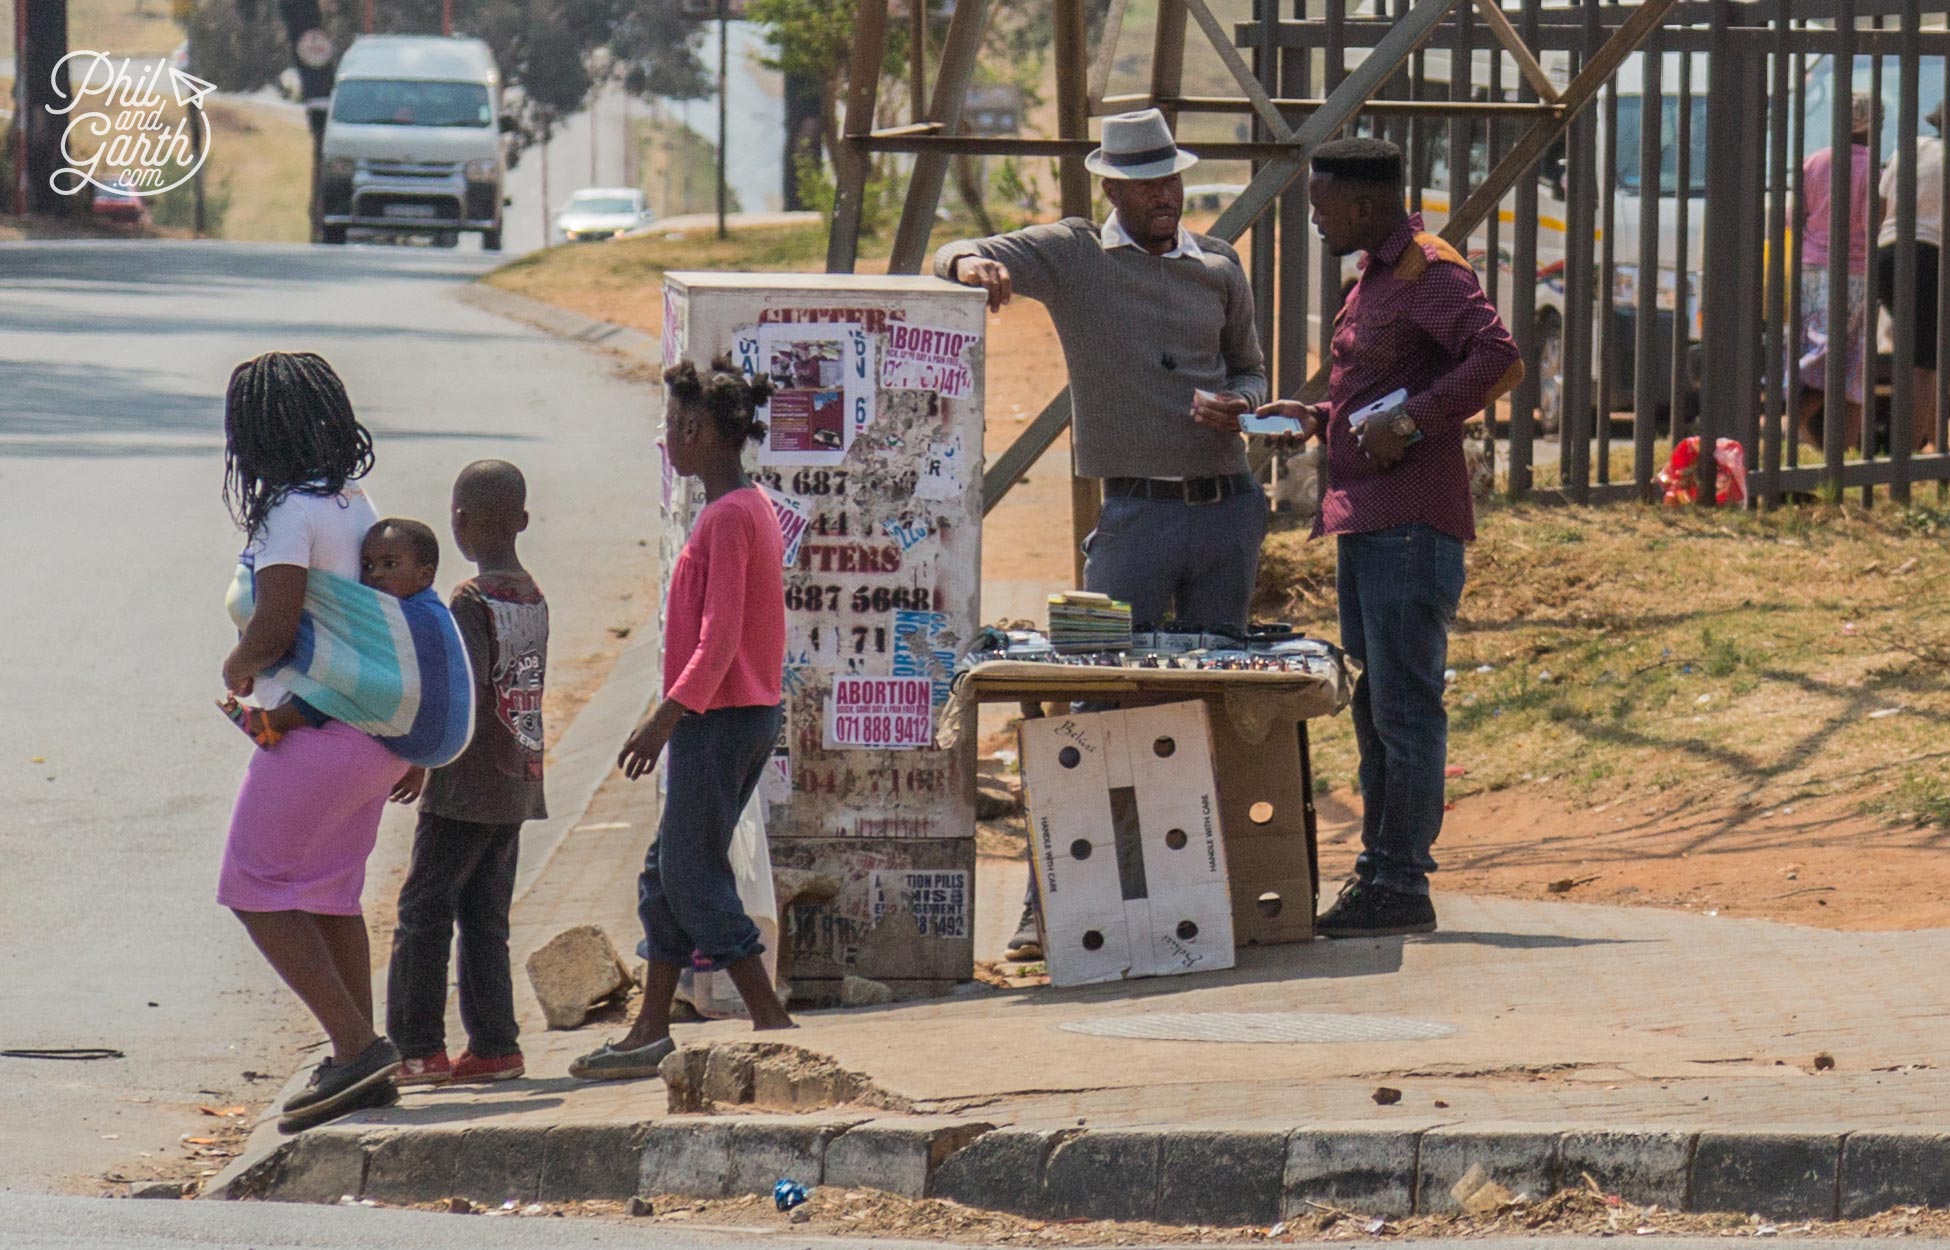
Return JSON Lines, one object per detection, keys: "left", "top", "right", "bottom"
{"left": 218, "top": 720, "right": 408, "bottom": 916}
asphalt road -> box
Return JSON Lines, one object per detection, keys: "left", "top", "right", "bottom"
{"left": 0, "top": 239, "right": 661, "bottom": 1193}
{"left": 1, "top": 1200, "right": 1942, "bottom": 1250}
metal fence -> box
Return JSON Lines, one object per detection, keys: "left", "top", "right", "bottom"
{"left": 1320, "top": 0, "right": 1950, "bottom": 505}
{"left": 831, "top": 1, "right": 1950, "bottom": 512}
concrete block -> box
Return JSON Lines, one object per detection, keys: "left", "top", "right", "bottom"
{"left": 1691, "top": 1132, "right": 1842, "bottom": 1220}
{"left": 1841, "top": 1131, "right": 1950, "bottom": 1217}
{"left": 1157, "top": 1130, "right": 1287, "bottom": 1227}
{"left": 928, "top": 1128, "right": 1066, "bottom": 1215}
{"left": 1284, "top": 1127, "right": 1423, "bottom": 1218}
{"left": 841, "top": 976, "right": 897, "bottom": 1007}
{"left": 726, "top": 1119, "right": 852, "bottom": 1194}
{"left": 1045, "top": 1131, "right": 1162, "bottom": 1222}
{"left": 702, "top": 1046, "right": 756, "bottom": 1106}
{"left": 1558, "top": 1130, "right": 1695, "bottom": 1211}
{"left": 538, "top": 1123, "right": 650, "bottom": 1203}
{"left": 639, "top": 1120, "right": 736, "bottom": 1198}
{"left": 255, "top": 1130, "right": 369, "bottom": 1205}
{"left": 824, "top": 1120, "right": 995, "bottom": 1198}
{"left": 661, "top": 1047, "right": 711, "bottom": 1114}
{"left": 525, "top": 924, "right": 632, "bottom": 1030}
{"left": 452, "top": 1126, "right": 543, "bottom": 1206}
{"left": 1418, "top": 1126, "right": 1560, "bottom": 1214}
{"left": 361, "top": 1129, "right": 464, "bottom": 1204}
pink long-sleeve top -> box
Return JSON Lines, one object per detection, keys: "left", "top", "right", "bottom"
{"left": 663, "top": 485, "right": 786, "bottom": 712}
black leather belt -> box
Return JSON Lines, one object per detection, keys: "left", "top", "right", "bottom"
{"left": 1103, "top": 472, "right": 1258, "bottom": 506}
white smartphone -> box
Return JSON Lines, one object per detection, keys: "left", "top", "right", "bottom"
{"left": 1348, "top": 388, "right": 1410, "bottom": 429}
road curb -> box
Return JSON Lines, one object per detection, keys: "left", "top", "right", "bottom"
{"left": 215, "top": 1115, "right": 1950, "bottom": 1223}
{"left": 452, "top": 282, "right": 662, "bottom": 368}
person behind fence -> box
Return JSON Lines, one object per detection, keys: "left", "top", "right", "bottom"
{"left": 1253, "top": 137, "right": 1521, "bottom": 938}
{"left": 387, "top": 460, "right": 549, "bottom": 1089}
{"left": 1797, "top": 91, "right": 1881, "bottom": 450}
{"left": 934, "top": 106, "right": 1268, "bottom": 961}
{"left": 570, "top": 357, "right": 794, "bottom": 1082}
{"left": 1875, "top": 100, "right": 1944, "bottom": 453}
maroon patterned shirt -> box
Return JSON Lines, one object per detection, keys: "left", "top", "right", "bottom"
{"left": 1314, "top": 213, "right": 1524, "bottom": 543}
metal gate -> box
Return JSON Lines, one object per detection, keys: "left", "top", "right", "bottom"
{"left": 828, "top": 1, "right": 1950, "bottom": 513}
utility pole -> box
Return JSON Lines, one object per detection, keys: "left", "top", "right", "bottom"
{"left": 540, "top": 128, "right": 551, "bottom": 247}
{"left": 441, "top": 0, "right": 452, "bottom": 35}
{"left": 910, "top": 0, "right": 926, "bottom": 124}
{"left": 716, "top": 0, "right": 729, "bottom": 238}
{"left": 14, "top": 0, "right": 30, "bottom": 214}
{"left": 364, "top": 0, "right": 374, "bottom": 33}
{"left": 590, "top": 91, "right": 599, "bottom": 185}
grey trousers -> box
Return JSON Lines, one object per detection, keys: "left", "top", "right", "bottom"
{"left": 1081, "top": 486, "right": 1270, "bottom": 633}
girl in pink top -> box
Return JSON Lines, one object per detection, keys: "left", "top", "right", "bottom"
{"left": 573, "top": 357, "right": 794, "bottom": 1081}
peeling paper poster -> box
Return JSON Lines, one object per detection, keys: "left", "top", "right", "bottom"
{"left": 825, "top": 676, "right": 933, "bottom": 751}
{"left": 735, "top": 322, "right": 873, "bottom": 467}
{"left": 882, "top": 323, "right": 977, "bottom": 398}
{"left": 769, "top": 491, "right": 812, "bottom": 568}
{"left": 872, "top": 870, "right": 969, "bottom": 938}
{"left": 914, "top": 436, "right": 965, "bottom": 501}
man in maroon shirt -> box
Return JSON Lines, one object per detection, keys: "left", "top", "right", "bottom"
{"left": 1256, "top": 137, "right": 1522, "bottom": 938}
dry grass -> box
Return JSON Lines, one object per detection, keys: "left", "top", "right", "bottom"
{"left": 1257, "top": 498, "right": 1950, "bottom": 824}
{"left": 198, "top": 99, "right": 311, "bottom": 242}
{"left": 1, "top": 0, "right": 184, "bottom": 60}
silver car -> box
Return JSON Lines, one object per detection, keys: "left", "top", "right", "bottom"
{"left": 554, "top": 188, "right": 653, "bottom": 243}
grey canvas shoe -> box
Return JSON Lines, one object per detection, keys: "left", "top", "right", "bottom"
{"left": 568, "top": 1036, "right": 676, "bottom": 1081}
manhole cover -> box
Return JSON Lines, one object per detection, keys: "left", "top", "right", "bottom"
{"left": 1059, "top": 1012, "right": 1457, "bottom": 1044}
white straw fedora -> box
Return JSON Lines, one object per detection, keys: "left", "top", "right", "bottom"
{"left": 1084, "top": 108, "right": 1200, "bottom": 181}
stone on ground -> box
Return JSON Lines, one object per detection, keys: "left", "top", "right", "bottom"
{"left": 525, "top": 925, "right": 633, "bottom": 1030}
{"left": 841, "top": 976, "right": 896, "bottom": 1007}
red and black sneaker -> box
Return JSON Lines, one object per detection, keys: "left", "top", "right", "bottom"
{"left": 395, "top": 1051, "right": 453, "bottom": 1087}
{"left": 451, "top": 1050, "right": 525, "bottom": 1083}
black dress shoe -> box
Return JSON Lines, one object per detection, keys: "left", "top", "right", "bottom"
{"left": 282, "top": 1037, "right": 402, "bottom": 1116}
{"left": 1316, "top": 879, "right": 1437, "bottom": 938}
{"left": 279, "top": 1074, "right": 398, "bottom": 1135}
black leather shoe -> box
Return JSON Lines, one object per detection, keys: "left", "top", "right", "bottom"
{"left": 282, "top": 1037, "right": 402, "bottom": 1116}
{"left": 1316, "top": 879, "right": 1437, "bottom": 938}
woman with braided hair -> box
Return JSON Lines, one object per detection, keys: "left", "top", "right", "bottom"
{"left": 216, "top": 350, "right": 412, "bottom": 1131}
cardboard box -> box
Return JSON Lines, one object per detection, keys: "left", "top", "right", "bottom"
{"left": 1020, "top": 702, "right": 1237, "bottom": 987}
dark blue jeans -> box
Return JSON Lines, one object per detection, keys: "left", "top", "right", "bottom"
{"left": 386, "top": 811, "right": 522, "bottom": 1059}
{"left": 1336, "top": 524, "right": 1466, "bottom": 896}
{"left": 637, "top": 703, "right": 782, "bottom": 970}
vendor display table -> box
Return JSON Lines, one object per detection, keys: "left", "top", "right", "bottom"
{"left": 943, "top": 658, "right": 1352, "bottom": 947}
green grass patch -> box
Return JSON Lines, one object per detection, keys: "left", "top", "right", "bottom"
{"left": 1257, "top": 500, "right": 1950, "bottom": 820}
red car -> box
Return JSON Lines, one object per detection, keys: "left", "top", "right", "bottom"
{"left": 91, "top": 176, "right": 152, "bottom": 227}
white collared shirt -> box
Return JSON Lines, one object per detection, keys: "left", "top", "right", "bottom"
{"left": 1100, "top": 211, "right": 1204, "bottom": 259}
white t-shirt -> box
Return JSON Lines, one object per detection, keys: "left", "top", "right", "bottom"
{"left": 242, "top": 483, "right": 380, "bottom": 708}
{"left": 1879, "top": 136, "right": 1944, "bottom": 249}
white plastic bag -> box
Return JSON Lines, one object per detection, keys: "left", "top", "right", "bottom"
{"left": 674, "top": 792, "right": 781, "bottom": 1019}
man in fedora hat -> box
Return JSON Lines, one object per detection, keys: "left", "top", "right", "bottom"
{"left": 936, "top": 107, "right": 1268, "bottom": 959}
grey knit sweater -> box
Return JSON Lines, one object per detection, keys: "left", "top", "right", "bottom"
{"left": 934, "top": 217, "right": 1267, "bottom": 480}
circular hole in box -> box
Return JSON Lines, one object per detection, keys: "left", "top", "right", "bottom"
{"left": 1257, "top": 891, "right": 1284, "bottom": 918}
{"left": 1058, "top": 746, "right": 1081, "bottom": 769}
{"left": 1176, "top": 920, "right": 1199, "bottom": 940}
{"left": 1070, "top": 838, "right": 1093, "bottom": 860}
{"left": 1082, "top": 929, "right": 1105, "bottom": 951}
{"left": 1165, "top": 828, "right": 1188, "bottom": 850}
{"left": 1153, "top": 736, "right": 1176, "bottom": 758}
{"left": 1249, "top": 801, "right": 1275, "bottom": 825}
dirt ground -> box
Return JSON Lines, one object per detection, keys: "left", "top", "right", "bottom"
{"left": 373, "top": 1187, "right": 1950, "bottom": 1245}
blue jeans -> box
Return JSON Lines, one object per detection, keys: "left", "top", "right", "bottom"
{"left": 1082, "top": 486, "right": 1269, "bottom": 633}
{"left": 1336, "top": 524, "right": 1466, "bottom": 896}
{"left": 637, "top": 703, "right": 782, "bottom": 970}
